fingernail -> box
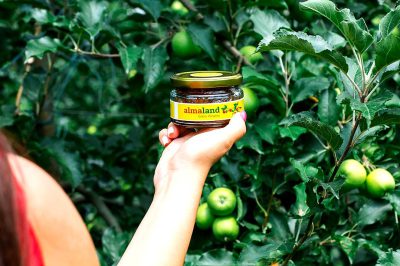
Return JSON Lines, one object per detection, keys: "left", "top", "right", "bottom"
{"left": 162, "top": 136, "right": 169, "bottom": 146}
{"left": 167, "top": 126, "right": 174, "bottom": 137}
{"left": 240, "top": 111, "right": 247, "bottom": 122}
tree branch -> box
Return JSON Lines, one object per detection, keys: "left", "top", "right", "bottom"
{"left": 179, "top": 0, "right": 251, "bottom": 69}
{"left": 179, "top": 0, "right": 203, "bottom": 20}
{"left": 71, "top": 48, "right": 120, "bottom": 58}
{"left": 328, "top": 113, "right": 362, "bottom": 183}
{"left": 223, "top": 40, "right": 252, "bottom": 67}
{"left": 76, "top": 186, "right": 122, "bottom": 232}
{"left": 282, "top": 214, "right": 315, "bottom": 266}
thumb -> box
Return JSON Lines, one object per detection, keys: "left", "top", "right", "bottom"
{"left": 202, "top": 111, "right": 247, "bottom": 162}
{"left": 220, "top": 111, "right": 247, "bottom": 144}
{"left": 173, "top": 112, "right": 247, "bottom": 168}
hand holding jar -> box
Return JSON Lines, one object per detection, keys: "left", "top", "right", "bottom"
{"left": 119, "top": 72, "right": 246, "bottom": 266}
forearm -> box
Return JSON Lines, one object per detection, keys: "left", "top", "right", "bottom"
{"left": 118, "top": 168, "right": 208, "bottom": 266}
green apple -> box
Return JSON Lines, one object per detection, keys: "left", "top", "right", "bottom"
{"left": 171, "top": 30, "right": 202, "bottom": 59}
{"left": 241, "top": 86, "right": 260, "bottom": 116}
{"left": 239, "top": 45, "right": 263, "bottom": 64}
{"left": 371, "top": 15, "right": 383, "bottom": 26}
{"left": 338, "top": 159, "right": 367, "bottom": 189}
{"left": 207, "top": 187, "right": 236, "bottom": 216}
{"left": 196, "top": 203, "right": 215, "bottom": 230}
{"left": 212, "top": 216, "right": 239, "bottom": 241}
{"left": 171, "top": 1, "right": 188, "bottom": 16}
{"left": 366, "top": 168, "right": 395, "bottom": 198}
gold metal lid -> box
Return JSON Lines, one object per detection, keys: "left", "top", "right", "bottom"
{"left": 171, "top": 71, "right": 242, "bottom": 89}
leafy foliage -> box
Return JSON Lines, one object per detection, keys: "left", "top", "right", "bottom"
{"left": 0, "top": 0, "right": 399, "bottom": 265}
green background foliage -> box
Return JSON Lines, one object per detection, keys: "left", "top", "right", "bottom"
{"left": 1, "top": 0, "right": 400, "bottom": 265}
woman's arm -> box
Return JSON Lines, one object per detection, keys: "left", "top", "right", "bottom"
{"left": 118, "top": 112, "right": 246, "bottom": 266}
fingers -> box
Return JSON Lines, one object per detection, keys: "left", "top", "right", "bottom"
{"left": 225, "top": 111, "right": 247, "bottom": 139}
{"left": 167, "top": 122, "right": 192, "bottom": 139}
{"left": 167, "top": 122, "right": 179, "bottom": 139}
{"left": 159, "top": 123, "right": 193, "bottom": 147}
{"left": 203, "top": 111, "right": 247, "bottom": 158}
{"left": 159, "top": 129, "right": 171, "bottom": 147}
{"left": 176, "top": 111, "right": 247, "bottom": 166}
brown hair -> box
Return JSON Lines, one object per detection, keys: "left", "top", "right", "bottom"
{"left": 0, "top": 132, "right": 27, "bottom": 266}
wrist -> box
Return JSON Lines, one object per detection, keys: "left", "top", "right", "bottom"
{"left": 154, "top": 166, "right": 209, "bottom": 198}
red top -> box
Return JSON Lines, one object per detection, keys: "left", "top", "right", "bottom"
{"left": 15, "top": 179, "right": 45, "bottom": 266}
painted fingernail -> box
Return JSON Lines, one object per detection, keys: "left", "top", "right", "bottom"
{"left": 240, "top": 111, "right": 247, "bottom": 122}
{"left": 167, "top": 126, "right": 174, "bottom": 137}
{"left": 162, "top": 136, "right": 169, "bottom": 146}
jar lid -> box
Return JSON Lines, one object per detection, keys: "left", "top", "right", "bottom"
{"left": 171, "top": 71, "right": 242, "bottom": 89}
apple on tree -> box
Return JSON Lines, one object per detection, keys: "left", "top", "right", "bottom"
{"left": 241, "top": 86, "right": 260, "bottom": 116}
{"left": 365, "top": 168, "right": 395, "bottom": 198}
{"left": 207, "top": 187, "right": 237, "bottom": 216}
{"left": 170, "top": 0, "right": 188, "bottom": 16}
{"left": 338, "top": 159, "right": 367, "bottom": 189}
{"left": 212, "top": 216, "right": 239, "bottom": 242}
{"left": 195, "top": 203, "right": 215, "bottom": 230}
{"left": 171, "top": 30, "right": 201, "bottom": 59}
{"left": 239, "top": 45, "right": 263, "bottom": 64}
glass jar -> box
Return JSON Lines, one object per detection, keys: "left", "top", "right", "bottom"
{"left": 170, "top": 71, "right": 244, "bottom": 128}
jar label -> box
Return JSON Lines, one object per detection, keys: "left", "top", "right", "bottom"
{"left": 170, "top": 98, "right": 244, "bottom": 121}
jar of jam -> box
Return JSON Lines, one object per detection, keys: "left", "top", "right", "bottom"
{"left": 170, "top": 71, "right": 244, "bottom": 128}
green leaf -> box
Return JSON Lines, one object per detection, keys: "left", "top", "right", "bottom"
{"left": 337, "top": 57, "right": 361, "bottom": 96}
{"left": 318, "top": 179, "right": 344, "bottom": 199}
{"left": 242, "top": 67, "right": 280, "bottom": 90}
{"left": 187, "top": 24, "right": 216, "bottom": 60}
{"left": 205, "top": 13, "right": 227, "bottom": 33}
{"left": 292, "top": 77, "right": 330, "bottom": 103}
{"left": 0, "top": 106, "right": 15, "bottom": 128}
{"left": 258, "top": 29, "right": 348, "bottom": 73}
{"left": 102, "top": 228, "right": 130, "bottom": 262}
{"left": 118, "top": 46, "right": 142, "bottom": 74}
{"left": 25, "top": 37, "right": 61, "bottom": 62}
{"left": 281, "top": 111, "right": 343, "bottom": 150}
{"left": 236, "top": 126, "right": 264, "bottom": 154}
{"left": 290, "top": 158, "right": 319, "bottom": 182}
{"left": 377, "top": 249, "right": 400, "bottom": 266}
{"left": 372, "top": 108, "right": 400, "bottom": 126}
{"left": 357, "top": 200, "right": 392, "bottom": 226}
{"left": 336, "top": 123, "right": 354, "bottom": 158}
{"left": 379, "top": 6, "right": 400, "bottom": 38}
{"left": 354, "top": 125, "right": 389, "bottom": 145}
{"left": 386, "top": 92, "right": 400, "bottom": 107}
{"left": 290, "top": 182, "right": 310, "bottom": 217}
{"left": 318, "top": 89, "right": 340, "bottom": 125}
{"left": 37, "top": 141, "right": 83, "bottom": 189}
{"left": 269, "top": 212, "right": 292, "bottom": 241}
{"left": 278, "top": 126, "right": 307, "bottom": 141}
{"left": 380, "top": 62, "right": 400, "bottom": 84}
{"left": 196, "top": 249, "right": 236, "bottom": 266}
{"left": 137, "top": 0, "right": 162, "bottom": 20}
{"left": 0, "top": 116, "right": 14, "bottom": 128}
{"left": 300, "top": 0, "right": 373, "bottom": 53}
{"left": 387, "top": 191, "right": 400, "bottom": 214}
{"left": 250, "top": 9, "right": 290, "bottom": 39}
{"left": 238, "top": 241, "right": 293, "bottom": 263}
{"left": 349, "top": 90, "right": 393, "bottom": 127}
{"left": 375, "top": 34, "right": 400, "bottom": 73}
{"left": 31, "top": 8, "right": 56, "bottom": 24}
{"left": 334, "top": 235, "right": 358, "bottom": 264}
{"left": 254, "top": 113, "right": 278, "bottom": 144}
{"left": 77, "top": 0, "right": 108, "bottom": 39}
{"left": 235, "top": 190, "right": 245, "bottom": 220}
{"left": 256, "top": 0, "right": 288, "bottom": 9}
{"left": 318, "top": 31, "right": 346, "bottom": 49}
{"left": 142, "top": 46, "right": 168, "bottom": 92}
